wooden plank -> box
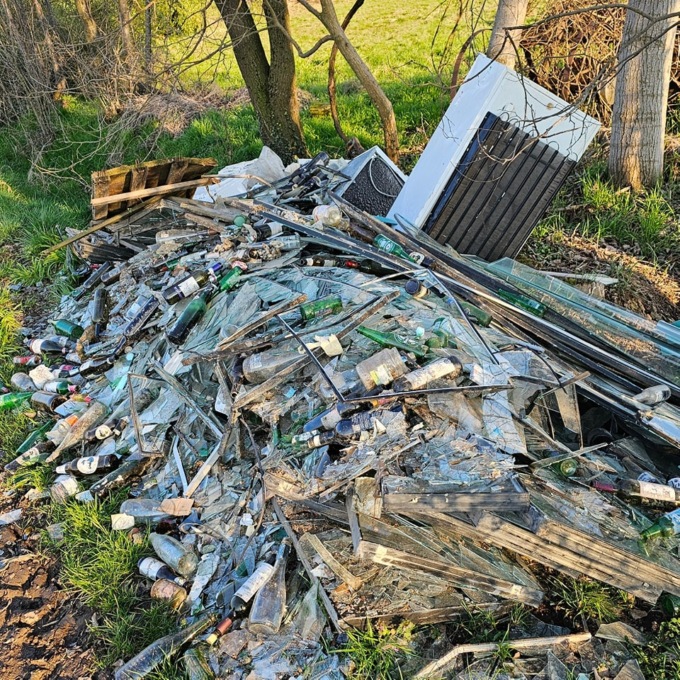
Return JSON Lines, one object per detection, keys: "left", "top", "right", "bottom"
{"left": 414, "top": 632, "right": 592, "bottom": 679}
{"left": 166, "top": 158, "right": 190, "bottom": 185}
{"left": 301, "top": 533, "right": 363, "bottom": 591}
{"left": 383, "top": 491, "right": 530, "bottom": 514}
{"left": 92, "top": 173, "right": 111, "bottom": 221}
{"left": 90, "top": 176, "right": 220, "bottom": 208}
{"left": 43, "top": 199, "right": 157, "bottom": 255}
{"left": 126, "top": 166, "right": 149, "bottom": 208}
{"left": 341, "top": 603, "right": 503, "bottom": 627}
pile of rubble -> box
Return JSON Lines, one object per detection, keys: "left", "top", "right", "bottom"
{"left": 5, "top": 150, "right": 680, "bottom": 679}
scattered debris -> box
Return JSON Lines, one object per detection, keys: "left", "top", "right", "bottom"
{"left": 6, "top": 138, "right": 680, "bottom": 678}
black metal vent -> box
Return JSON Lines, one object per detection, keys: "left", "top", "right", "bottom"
{"left": 424, "top": 112, "right": 576, "bottom": 261}
{"left": 340, "top": 155, "right": 404, "bottom": 217}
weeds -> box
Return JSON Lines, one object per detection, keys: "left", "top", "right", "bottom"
{"left": 0, "top": 409, "right": 35, "bottom": 462}
{"left": 632, "top": 617, "right": 680, "bottom": 680}
{"left": 334, "top": 620, "right": 415, "bottom": 679}
{"left": 7, "top": 461, "right": 54, "bottom": 492}
{"left": 46, "top": 491, "right": 178, "bottom": 666}
{"left": 549, "top": 576, "right": 632, "bottom": 626}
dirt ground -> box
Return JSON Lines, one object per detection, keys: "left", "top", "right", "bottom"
{"left": 0, "top": 495, "right": 97, "bottom": 680}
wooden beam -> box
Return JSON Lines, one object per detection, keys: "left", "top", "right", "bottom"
{"left": 42, "top": 199, "right": 157, "bottom": 255}
{"left": 90, "top": 176, "right": 220, "bottom": 208}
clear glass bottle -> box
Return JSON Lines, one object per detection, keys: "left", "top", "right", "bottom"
{"left": 248, "top": 539, "right": 291, "bottom": 635}
{"left": 149, "top": 532, "right": 199, "bottom": 578}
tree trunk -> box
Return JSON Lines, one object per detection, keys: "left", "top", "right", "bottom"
{"left": 117, "top": 0, "right": 135, "bottom": 59}
{"left": 608, "top": 0, "right": 680, "bottom": 190}
{"left": 74, "top": 0, "right": 97, "bottom": 43}
{"left": 314, "top": 0, "right": 399, "bottom": 162}
{"left": 487, "top": 0, "right": 528, "bottom": 69}
{"left": 214, "top": 0, "right": 307, "bottom": 164}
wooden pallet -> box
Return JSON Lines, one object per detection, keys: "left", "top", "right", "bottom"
{"left": 90, "top": 157, "right": 217, "bottom": 221}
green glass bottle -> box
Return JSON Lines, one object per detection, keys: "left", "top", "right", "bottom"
{"left": 640, "top": 508, "right": 680, "bottom": 541}
{"left": 373, "top": 234, "right": 417, "bottom": 262}
{"left": 167, "top": 288, "right": 212, "bottom": 344}
{"left": 659, "top": 593, "right": 680, "bottom": 617}
{"left": 53, "top": 319, "right": 85, "bottom": 340}
{"left": 459, "top": 301, "right": 493, "bottom": 327}
{"left": 0, "top": 392, "right": 32, "bottom": 412}
{"left": 217, "top": 266, "right": 244, "bottom": 292}
{"left": 357, "top": 326, "right": 428, "bottom": 358}
{"left": 16, "top": 419, "right": 55, "bottom": 454}
{"left": 299, "top": 295, "right": 343, "bottom": 322}
{"left": 548, "top": 451, "right": 578, "bottom": 477}
{"left": 497, "top": 290, "right": 547, "bottom": 318}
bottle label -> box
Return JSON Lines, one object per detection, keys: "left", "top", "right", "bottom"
{"left": 370, "top": 364, "right": 393, "bottom": 387}
{"left": 232, "top": 563, "right": 275, "bottom": 607}
{"left": 247, "top": 354, "right": 263, "bottom": 370}
{"left": 639, "top": 481, "right": 677, "bottom": 502}
{"left": 76, "top": 456, "right": 99, "bottom": 474}
{"left": 177, "top": 277, "right": 200, "bottom": 297}
{"left": 139, "top": 557, "right": 164, "bottom": 580}
{"left": 95, "top": 425, "right": 113, "bottom": 440}
{"left": 669, "top": 478, "right": 680, "bottom": 490}
{"left": 637, "top": 472, "right": 659, "bottom": 483}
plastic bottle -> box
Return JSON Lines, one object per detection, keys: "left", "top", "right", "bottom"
{"left": 48, "top": 401, "right": 109, "bottom": 460}
{"left": 248, "top": 539, "right": 291, "bottom": 635}
{"left": 55, "top": 453, "right": 120, "bottom": 476}
{"left": 354, "top": 347, "right": 407, "bottom": 391}
{"left": 162, "top": 264, "right": 223, "bottom": 305}
{"left": 138, "top": 557, "right": 187, "bottom": 586}
{"left": 167, "top": 288, "right": 212, "bottom": 344}
{"left": 10, "top": 373, "right": 37, "bottom": 392}
{"left": 497, "top": 290, "right": 547, "bottom": 317}
{"left": 357, "top": 326, "right": 428, "bottom": 358}
{"left": 393, "top": 357, "right": 462, "bottom": 391}
{"left": 149, "top": 533, "right": 199, "bottom": 578}
{"left": 113, "top": 614, "right": 217, "bottom": 680}
{"left": 640, "top": 508, "right": 680, "bottom": 540}
{"left": 373, "top": 234, "right": 417, "bottom": 262}
{"left": 303, "top": 402, "right": 359, "bottom": 432}
{"left": 53, "top": 319, "right": 84, "bottom": 340}
{"left": 299, "top": 295, "right": 343, "bottom": 322}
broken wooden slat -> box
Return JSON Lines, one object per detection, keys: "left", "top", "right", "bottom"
{"left": 301, "top": 533, "right": 363, "bottom": 591}
{"left": 414, "top": 632, "right": 592, "bottom": 679}
{"left": 90, "top": 176, "right": 220, "bottom": 208}
{"left": 126, "top": 165, "right": 149, "bottom": 208}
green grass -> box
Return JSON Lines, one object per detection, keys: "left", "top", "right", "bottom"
{"left": 549, "top": 576, "right": 634, "bottom": 626}
{"left": 0, "top": 409, "right": 36, "bottom": 462}
{"left": 632, "top": 617, "right": 680, "bottom": 680}
{"left": 45, "top": 491, "right": 179, "bottom": 667}
{"left": 333, "top": 620, "right": 415, "bottom": 680}
{"left": 7, "top": 460, "right": 55, "bottom": 492}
